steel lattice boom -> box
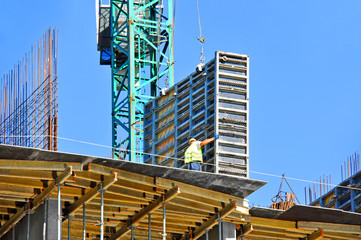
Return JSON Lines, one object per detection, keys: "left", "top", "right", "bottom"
{"left": 97, "top": 0, "right": 174, "bottom": 161}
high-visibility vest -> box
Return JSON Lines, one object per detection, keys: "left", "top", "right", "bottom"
{"left": 184, "top": 142, "right": 203, "bottom": 164}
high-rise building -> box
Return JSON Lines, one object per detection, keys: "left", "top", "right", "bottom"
{"left": 144, "top": 51, "right": 249, "bottom": 177}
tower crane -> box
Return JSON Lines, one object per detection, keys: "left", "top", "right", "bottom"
{"left": 96, "top": 0, "right": 174, "bottom": 161}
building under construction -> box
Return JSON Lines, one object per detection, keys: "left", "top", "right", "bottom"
{"left": 1, "top": 1, "right": 361, "bottom": 240}
{"left": 1, "top": 145, "right": 361, "bottom": 240}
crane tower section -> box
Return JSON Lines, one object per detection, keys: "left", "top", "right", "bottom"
{"left": 96, "top": 0, "right": 174, "bottom": 161}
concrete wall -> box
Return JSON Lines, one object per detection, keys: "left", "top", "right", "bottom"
{"left": 199, "top": 222, "right": 236, "bottom": 240}
{"left": 2, "top": 199, "right": 59, "bottom": 240}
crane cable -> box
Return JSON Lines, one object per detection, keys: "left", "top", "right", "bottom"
{"left": 196, "top": 0, "right": 205, "bottom": 63}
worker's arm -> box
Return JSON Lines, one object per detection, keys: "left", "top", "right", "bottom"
{"left": 200, "top": 135, "right": 219, "bottom": 146}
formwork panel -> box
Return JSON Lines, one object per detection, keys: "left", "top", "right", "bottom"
{"left": 144, "top": 51, "right": 249, "bottom": 177}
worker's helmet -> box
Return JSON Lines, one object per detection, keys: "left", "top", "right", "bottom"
{"left": 188, "top": 138, "right": 196, "bottom": 144}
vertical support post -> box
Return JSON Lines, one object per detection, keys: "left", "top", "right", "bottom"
{"left": 57, "top": 185, "right": 63, "bottom": 240}
{"left": 12, "top": 226, "right": 15, "bottom": 240}
{"left": 217, "top": 214, "right": 222, "bottom": 240}
{"left": 83, "top": 203, "right": 86, "bottom": 240}
{"left": 131, "top": 226, "right": 135, "bottom": 240}
{"left": 99, "top": 184, "right": 106, "bottom": 240}
{"left": 162, "top": 196, "right": 166, "bottom": 240}
{"left": 26, "top": 210, "right": 31, "bottom": 240}
{"left": 148, "top": 213, "right": 151, "bottom": 240}
{"left": 68, "top": 216, "right": 72, "bottom": 240}
{"left": 43, "top": 198, "right": 47, "bottom": 240}
{"left": 205, "top": 229, "right": 209, "bottom": 240}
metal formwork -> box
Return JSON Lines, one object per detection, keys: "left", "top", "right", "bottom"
{"left": 309, "top": 153, "right": 361, "bottom": 212}
{"left": 310, "top": 171, "right": 361, "bottom": 213}
{"left": 144, "top": 51, "right": 249, "bottom": 177}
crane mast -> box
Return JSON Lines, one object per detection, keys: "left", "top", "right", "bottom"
{"left": 97, "top": 0, "right": 174, "bottom": 161}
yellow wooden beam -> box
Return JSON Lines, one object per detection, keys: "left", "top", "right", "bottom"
{"left": 155, "top": 177, "right": 248, "bottom": 211}
{"left": 252, "top": 225, "right": 306, "bottom": 238}
{"left": 297, "top": 221, "right": 361, "bottom": 234}
{"left": 87, "top": 163, "right": 248, "bottom": 212}
{"left": 0, "top": 167, "right": 73, "bottom": 238}
{"left": 182, "top": 201, "right": 237, "bottom": 240}
{"left": 251, "top": 217, "right": 297, "bottom": 231}
{"left": 0, "top": 160, "right": 82, "bottom": 171}
{"left": 308, "top": 229, "right": 324, "bottom": 240}
{"left": 239, "top": 223, "right": 253, "bottom": 236}
{"left": 0, "top": 169, "right": 54, "bottom": 180}
{"left": 88, "top": 163, "right": 155, "bottom": 186}
{"left": 65, "top": 172, "right": 118, "bottom": 216}
{"left": 108, "top": 186, "right": 180, "bottom": 240}
{"left": 33, "top": 167, "right": 73, "bottom": 208}
{"left": 247, "top": 231, "right": 300, "bottom": 240}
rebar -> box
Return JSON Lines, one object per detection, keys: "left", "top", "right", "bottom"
{"left": 0, "top": 28, "right": 58, "bottom": 151}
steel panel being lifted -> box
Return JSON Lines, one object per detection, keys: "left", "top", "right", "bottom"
{"left": 144, "top": 51, "right": 249, "bottom": 177}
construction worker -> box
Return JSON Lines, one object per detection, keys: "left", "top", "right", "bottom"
{"left": 184, "top": 135, "right": 219, "bottom": 171}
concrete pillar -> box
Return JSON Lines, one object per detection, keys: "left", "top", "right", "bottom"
{"left": 2, "top": 199, "right": 60, "bottom": 240}
{"left": 199, "top": 222, "right": 236, "bottom": 240}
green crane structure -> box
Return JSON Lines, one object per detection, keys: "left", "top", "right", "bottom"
{"left": 97, "top": 0, "right": 174, "bottom": 161}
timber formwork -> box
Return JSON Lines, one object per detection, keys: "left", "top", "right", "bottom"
{"left": 1, "top": 145, "right": 361, "bottom": 240}
{"left": 0, "top": 145, "right": 260, "bottom": 240}
{"left": 144, "top": 51, "right": 249, "bottom": 177}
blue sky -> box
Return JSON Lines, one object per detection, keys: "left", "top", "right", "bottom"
{"left": 1, "top": 0, "right": 361, "bottom": 206}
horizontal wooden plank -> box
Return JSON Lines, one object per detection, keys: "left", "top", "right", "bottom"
{"left": 0, "top": 160, "right": 82, "bottom": 171}
{"left": 297, "top": 221, "right": 361, "bottom": 234}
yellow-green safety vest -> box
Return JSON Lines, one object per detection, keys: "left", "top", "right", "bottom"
{"left": 184, "top": 142, "right": 203, "bottom": 164}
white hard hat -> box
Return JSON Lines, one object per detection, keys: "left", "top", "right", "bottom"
{"left": 188, "top": 138, "right": 196, "bottom": 144}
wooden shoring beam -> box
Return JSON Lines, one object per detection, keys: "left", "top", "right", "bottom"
{"left": 0, "top": 200, "right": 20, "bottom": 208}
{"left": 88, "top": 163, "right": 156, "bottom": 187}
{"left": 323, "top": 232, "right": 361, "bottom": 240}
{"left": 0, "top": 166, "right": 73, "bottom": 238}
{"left": 0, "top": 183, "right": 35, "bottom": 196}
{"left": 58, "top": 187, "right": 150, "bottom": 204}
{"left": 65, "top": 172, "right": 118, "bottom": 217}
{"left": 87, "top": 163, "right": 248, "bottom": 210}
{"left": 239, "top": 223, "right": 253, "bottom": 236}
{"left": 308, "top": 229, "right": 324, "bottom": 240}
{"left": 76, "top": 171, "right": 162, "bottom": 195}
{"left": 155, "top": 177, "right": 248, "bottom": 208}
{"left": 0, "top": 176, "right": 46, "bottom": 188}
{"left": 246, "top": 231, "right": 300, "bottom": 240}
{"left": 0, "top": 169, "right": 54, "bottom": 180}
{"left": 181, "top": 200, "right": 237, "bottom": 240}
{"left": 108, "top": 186, "right": 180, "bottom": 240}
{"left": 0, "top": 160, "right": 82, "bottom": 171}
{"left": 251, "top": 217, "right": 301, "bottom": 232}
{"left": 251, "top": 225, "right": 306, "bottom": 238}
{"left": 297, "top": 221, "right": 361, "bottom": 234}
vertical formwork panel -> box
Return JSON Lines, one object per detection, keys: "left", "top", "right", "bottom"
{"left": 144, "top": 51, "right": 249, "bottom": 178}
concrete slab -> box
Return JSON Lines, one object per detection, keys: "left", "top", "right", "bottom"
{"left": 0, "top": 144, "right": 266, "bottom": 198}
{"left": 250, "top": 205, "right": 361, "bottom": 225}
